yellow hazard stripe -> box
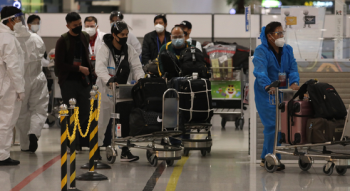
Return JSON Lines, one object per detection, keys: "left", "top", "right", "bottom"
{"left": 91, "top": 109, "right": 98, "bottom": 121}
{"left": 61, "top": 130, "right": 67, "bottom": 145}
{"left": 165, "top": 156, "right": 190, "bottom": 191}
{"left": 70, "top": 171, "right": 76, "bottom": 184}
{"left": 89, "top": 144, "right": 98, "bottom": 160}
{"left": 61, "top": 175, "right": 67, "bottom": 190}
{"left": 61, "top": 152, "right": 67, "bottom": 166}
{"left": 60, "top": 116, "right": 64, "bottom": 123}
{"left": 70, "top": 151, "right": 76, "bottom": 163}
{"left": 90, "top": 126, "right": 98, "bottom": 142}
{"left": 70, "top": 114, "right": 75, "bottom": 125}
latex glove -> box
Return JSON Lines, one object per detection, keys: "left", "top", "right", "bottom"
{"left": 17, "top": 92, "right": 25, "bottom": 101}
{"left": 48, "top": 48, "right": 55, "bottom": 61}
{"left": 290, "top": 83, "right": 300, "bottom": 90}
{"left": 41, "top": 57, "right": 50, "bottom": 67}
{"left": 107, "top": 77, "right": 118, "bottom": 88}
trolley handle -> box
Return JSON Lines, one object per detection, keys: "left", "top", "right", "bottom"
{"left": 265, "top": 80, "right": 280, "bottom": 92}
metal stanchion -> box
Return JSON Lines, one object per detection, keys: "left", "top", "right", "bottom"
{"left": 67, "top": 99, "right": 80, "bottom": 191}
{"left": 81, "top": 85, "right": 111, "bottom": 170}
{"left": 76, "top": 89, "right": 108, "bottom": 181}
{"left": 60, "top": 104, "right": 69, "bottom": 191}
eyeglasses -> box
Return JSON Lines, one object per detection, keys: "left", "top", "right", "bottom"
{"left": 270, "top": 31, "right": 285, "bottom": 36}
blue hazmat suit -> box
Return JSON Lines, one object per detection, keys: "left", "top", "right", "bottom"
{"left": 253, "top": 26, "right": 300, "bottom": 160}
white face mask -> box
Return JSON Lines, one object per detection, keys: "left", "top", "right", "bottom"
{"left": 31, "top": 25, "right": 40, "bottom": 33}
{"left": 274, "top": 37, "right": 285, "bottom": 47}
{"left": 14, "top": 22, "right": 23, "bottom": 32}
{"left": 85, "top": 27, "right": 96, "bottom": 36}
{"left": 155, "top": 24, "right": 164, "bottom": 33}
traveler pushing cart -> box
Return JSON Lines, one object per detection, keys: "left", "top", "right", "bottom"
{"left": 106, "top": 84, "right": 183, "bottom": 166}
{"left": 264, "top": 80, "right": 350, "bottom": 175}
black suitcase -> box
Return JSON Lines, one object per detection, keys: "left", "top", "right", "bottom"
{"left": 169, "top": 77, "right": 213, "bottom": 123}
{"left": 129, "top": 108, "right": 162, "bottom": 136}
{"left": 132, "top": 78, "right": 167, "bottom": 112}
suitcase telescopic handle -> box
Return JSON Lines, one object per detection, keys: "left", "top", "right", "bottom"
{"left": 265, "top": 80, "right": 280, "bottom": 92}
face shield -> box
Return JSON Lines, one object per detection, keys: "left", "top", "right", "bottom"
{"left": 1, "top": 12, "right": 28, "bottom": 29}
{"left": 111, "top": 21, "right": 130, "bottom": 34}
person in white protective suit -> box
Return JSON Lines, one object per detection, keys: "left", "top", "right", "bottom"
{"left": 15, "top": 14, "right": 49, "bottom": 153}
{"left": 0, "top": 6, "right": 26, "bottom": 166}
{"left": 96, "top": 21, "right": 144, "bottom": 162}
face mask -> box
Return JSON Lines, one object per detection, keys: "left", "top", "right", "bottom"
{"left": 13, "top": 22, "right": 23, "bottom": 32}
{"left": 116, "top": 36, "right": 128, "bottom": 46}
{"left": 155, "top": 24, "right": 164, "bottom": 33}
{"left": 31, "top": 25, "right": 40, "bottom": 33}
{"left": 172, "top": 38, "right": 185, "bottom": 48}
{"left": 85, "top": 27, "right": 96, "bottom": 36}
{"left": 274, "top": 37, "right": 285, "bottom": 47}
{"left": 184, "top": 31, "right": 188, "bottom": 36}
{"left": 72, "top": 25, "right": 82, "bottom": 35}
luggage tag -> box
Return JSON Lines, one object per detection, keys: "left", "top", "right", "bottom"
{"left": 90, "top": 53, "right": 96, "bottom": 67}
{"left": 278, "top": 72, "right": 287, "bottom": 87}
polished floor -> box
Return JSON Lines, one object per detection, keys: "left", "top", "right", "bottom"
{"left": 3, "top": 115, "right": 350, "bottom": 191}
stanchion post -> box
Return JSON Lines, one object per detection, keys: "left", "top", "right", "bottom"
{"left": 60, "top": 104, "right": 69, "bottom": 191}
{"left": 76, "top": 89, "right": 108, "bottom": 181}
{"left": 68, "top": 99, "right": 80, "bottom": 191}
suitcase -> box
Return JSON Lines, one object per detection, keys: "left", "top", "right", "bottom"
{"left": 306, "top": 118, "right": 345, "bottom": 143}
{"left": 129, "top": 108, "right": 162, "bottom": 136}
{"left": 169, "top": 77, "right": 213, "bottom": 123}
{"left": 132, "top": 77, "right": 167, "bottom": 112}
{"left": 280, "top": 100, "right": 314, "bottom": 144}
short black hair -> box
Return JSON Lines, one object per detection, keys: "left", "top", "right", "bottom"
{"left": 110, "top": 11, "right": 123, "bottom": 22}
{"left": 265, "top": 21, "right": 282, "bottom": 39}
{"left": 84, "top": 16, "right": 98, "bottom": 25}
{"left": 1, "top": 6, "right": 22, "bottom": 25}
{"left": 154, "top": 14, "right": 167, "bottom": 24}
{"left": 65, "top": 12, "right": 81, "bottom": 24}
{"left": 27, "top": 14, "right": 40, "bottom": 24}
{"left": 111, "top": 21, "right": 128, "bottom": 36}
{"left": 171, "top": 26, "right": 184, "bottom": 33}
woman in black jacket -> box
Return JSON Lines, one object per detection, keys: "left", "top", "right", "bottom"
{"left": 141, "top": 14, "right": 171, "bottom": 65}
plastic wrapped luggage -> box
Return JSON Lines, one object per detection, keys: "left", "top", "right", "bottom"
{"left": 169, "top": 76, "right": 213, "bottom": 123}
{"left": 129, "top": 108, "right": 162, "bottom": 136}
{"left": 280, "top": 100, "right": 314, "bottom": 144}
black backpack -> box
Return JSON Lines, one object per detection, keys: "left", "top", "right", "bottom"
{"left": 292, "top": 79, "right": 347, "bottom": 119}
{"left": 131, "top": 77, "right": 168, "bottom": 112}
{"left": 179, "top": 46, "right": 208, "bottom": 78}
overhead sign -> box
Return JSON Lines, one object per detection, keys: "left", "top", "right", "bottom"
{"left": 245, "top": 6, "right": 250, "bottom": 32}
{"left": 13, "top": 0, "right": 21, "bottom": 9}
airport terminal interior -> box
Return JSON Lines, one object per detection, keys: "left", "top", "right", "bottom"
{"left": 2, "top": 0, "right": 350, "bottom": 191}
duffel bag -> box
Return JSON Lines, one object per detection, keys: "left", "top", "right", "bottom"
{"left": 306, "top": 118, "right": 345, "bottom": 143}
{"left": 129, "top": 108, "right": 163, "bottom": 136}
{"left": 327, "top": 119, "right": 345, "bottom": 141}
{"left": 132, "top": 77, "right": 167, "bottom": 112}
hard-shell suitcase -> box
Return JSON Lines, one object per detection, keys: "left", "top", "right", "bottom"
{"left": 280, "top": 100, "right": 314, "bottom": 144}
{"left": 169, "top": 77, "right": 213, "bottom": 123}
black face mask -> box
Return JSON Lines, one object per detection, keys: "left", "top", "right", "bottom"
{"left": 117, "top": 37, "right": 128, "bottom": 46}
{"left": 72, "top": 25, "right": 82, "bottom": 35}
{"left": 184, "top": 31, "right": 188, "bottom": 36}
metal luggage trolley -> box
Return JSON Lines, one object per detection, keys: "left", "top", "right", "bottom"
{"left": 46, "top": 66, "right": 63, "bottom": 127}
{"left": 182, "top": 123, "right": 213, "bottom": 157}
{"left": 264, "top": 81, "right": 350, "bottom": 175}
{"left": 211, "top": 67, "right": 245, "bottom": 130}
{"left": 106, "top": 84, "right": 183, "bottom": 167}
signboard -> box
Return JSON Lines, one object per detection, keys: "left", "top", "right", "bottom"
{"left": 211, "top": 81, "right": 241, "bottom": 100}
{"left": 245, "top": 6, "right": 250, "bottom": 32}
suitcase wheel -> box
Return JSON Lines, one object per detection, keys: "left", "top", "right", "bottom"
{"left": 323, "top": 163, "right": 335, "bottom": 176}
{"left": 106, "top": 146, "right": 117, "bottom": 164}
{"left": 335, "top": 166, "right": 347, "bottom": 175}
{"left": 166, "top": 160, "right": 174, "bottom": 166}
{"left": 298, "top": 158, "right": 312, "bottom": 171}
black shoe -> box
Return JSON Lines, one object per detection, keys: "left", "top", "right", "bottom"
{"left": 21, "top": 149, "right": 31, "bottom": 153}
{"left": 29, "top": 134, "right": 38, "bottom": 153}
{"left": 0, "top": 158, "right": 20, "bottom": 166}
{"left": 120, "top": 148, "right": 139, "bottom": 162}
{"left": 96, "top": 147, "right": 102, "bottom": 161}
{"left": 277, "top": 161, "right": 285, "bottom": 171}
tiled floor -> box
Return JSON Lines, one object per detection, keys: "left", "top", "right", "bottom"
{"left": 3, "top": 115, "right": 350, "bottom": 191}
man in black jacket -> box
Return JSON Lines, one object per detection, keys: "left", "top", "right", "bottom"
{"left": 142, "top": 14, "right": 171, "bottom": 65}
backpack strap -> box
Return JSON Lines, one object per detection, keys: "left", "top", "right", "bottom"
{"left": 61, "top": 33, "right": 70, "bottom": 52}
{"left": 82, "top": 31, "right": 90, "bottom": 44}
{"left": 191, "top": 40, "right": 197, "bottom": 46}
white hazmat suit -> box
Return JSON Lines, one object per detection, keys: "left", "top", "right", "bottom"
{"left": 96, "top": 42, "right": 144, "bottom": 146}
{"left": 15, "top": 28, "right": 49, "bottom": 151}
{"left": 0, "top": 23, "right": 25, "bottom": 160}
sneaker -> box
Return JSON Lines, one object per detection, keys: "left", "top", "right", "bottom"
{"left": 29, "top": 134, "right": 38, "bottom": 153}
{"left": 43, "top": 124, "right": 49, "bottom": 129}
{"left": 120, "top": 148, "right": 139, "bottom": 162}
{"left": 277, "top": 160, "right": 285, "bottom": 171}
{"left": 0, "top": 158, "right": 20, "bottom": 166}
{"left": 260, "top": 159, "right": 265, "bottom": 167}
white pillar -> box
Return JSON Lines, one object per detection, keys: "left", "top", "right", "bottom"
{"left": 334, "top": 0, "right": 346, "bottom": 59}
{"left": 249, "top": 57, "right": 257, "bottom": 163}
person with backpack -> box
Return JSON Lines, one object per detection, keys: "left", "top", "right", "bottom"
{"left": 178, "top": 20, "right": 202, "bottom": 51}
{"left": 253, "top": 21, "right": 300, "bottom": 170}
{"left": 54, "top": 12, "right": 94, "bottom": 150}
{"left": 95, "top": 21, "right": 144, "bottom": 162}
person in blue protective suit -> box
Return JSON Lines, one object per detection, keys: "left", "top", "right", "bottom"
{"left": 253, "top": 21, "right": 300, "bottom": 171}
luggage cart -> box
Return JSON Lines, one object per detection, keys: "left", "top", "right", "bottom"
{"left": 211, "top": 67, "right": 245, "bottom": 130}
{"left": 264, "top": 81, "right": 350, "bottom": 175}
{"left": 46, "top": 66, "right": 62, "bottom": 127}
{"left": 182, "top": 123, "right": 213, "bottom": 157}
{"left": 106, "top": 84, "right": 183, "bottom": 166}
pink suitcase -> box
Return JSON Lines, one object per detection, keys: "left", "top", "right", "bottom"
{"left": 280, "top": 100, "right": 314, "bottom": 144}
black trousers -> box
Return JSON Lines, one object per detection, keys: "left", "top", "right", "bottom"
{"left": 60, "top": 80, "right": 91, "bottom": 148}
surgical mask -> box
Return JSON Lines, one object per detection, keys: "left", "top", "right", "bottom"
{"left": 116, "top": 37, "right": 128, "bottom": 46}
{"left": 14, "top": 22, "right": 23, "bottom": 32}
{"left": 85, "top": 27, "right": 96, "bottom": 36}
{"left": 155, "top": 24, "right": 164, "bottom": 33}
{"left": 72, "top": 25, "right": 82, "bottom": 35}
{"left": 274, "top": 37, "right": 285, "bottom": 47}
{"left": 172, "top": 38, "right": 185, "bottom": 47}
{"left": 31, "top": 25, "right": 40, "bottom": 33}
